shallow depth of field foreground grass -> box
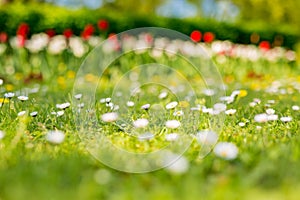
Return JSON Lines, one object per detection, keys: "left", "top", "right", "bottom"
{"left": 0, "top": 35, "right": 300, "bottom": 200}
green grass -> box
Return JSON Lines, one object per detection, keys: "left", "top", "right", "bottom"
{"left": 0, "top": 45, "right": 300, "bottom": 200}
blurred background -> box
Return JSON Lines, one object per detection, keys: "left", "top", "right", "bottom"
{"left": 0, "top": 0, "right": 299, "bottom": 50}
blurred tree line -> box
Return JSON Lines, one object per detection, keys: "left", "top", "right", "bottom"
{"left": 1, "top": 0, "right": 299, "bottom": 29}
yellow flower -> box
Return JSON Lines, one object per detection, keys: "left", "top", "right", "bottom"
{"left": 238, "top": 90, "right": 248, "bottom": 97}
{"left": 178, "top": 101, "right": 189, "bottom": 108}
{"left": 0, "top": 98, "right": 9, "bottom": 103}
{"left": 5, "top": 84, "right": 14, "bottom": 91}
{"left": 67, "top": 70, "right": 75, "bottom": 79}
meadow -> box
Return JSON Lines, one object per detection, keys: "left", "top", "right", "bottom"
{"left": 0, "top": 30, "right": 300, "bottom": 200}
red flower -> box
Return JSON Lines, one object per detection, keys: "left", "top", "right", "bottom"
{"left": 17, "top": 23, "right": 29, "bottom": 38}
{"left": 190, "top": 30, "right": 202, "bottom": 42}
{"left": 45, "top": 29, "right": 56, "bottom": 38}
{"left": 203, "top": 32, "right": 215, "bottom": 43}
{"left": 0, "top": 32, "right": 8, "bottom": 43}
{"left": 259, "top": 41, "right": 271, "bottom": 51}
{"left": 81, "top": 24, "right": 95, "bottom": 40}
{"left": 63, "top": 29, "right": 73, "bottom": 39}
{"left": 97, "top": 19, "right": 109, "bottom": 31}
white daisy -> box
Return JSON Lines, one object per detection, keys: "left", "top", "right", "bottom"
{"left": 141, "top": 103, "right": 150, "bottom": 110}
{"left": 0, "top": 79, "right": 3, "bottom": 86}
{"left": 280, "top": 116, "right": 292, "bottom": 122}
{"left": 18, "top": 95, "right": 29, "bottom": 101}
{"left": 74, "top": 94, "right": 82, "bottom": 100}
{"left": 101, "top": 112, "right": 118, "bottom": 122}
{"left": 225, "top": 109, "right": 236, "bottom": 115}
{"left": 4, "top": 92, "right": 15, "bottom": 99}
{"left": 292, "top": 105, "right": 299, "bottom": 111}
{"left": 254, "top": 113, "right": 268, "bottom": 123}
{"left": 17, "top": 111, "right": 26, "bottom": 117}
{"left": 166, "top": 101, "right": 178, "bottom": 110}
{"left": 266, "top": 108, "right": 275, "bottom": 115}
{"left": 158, "top": 92, "right": 168, "bottom": 99}
{"left": 164, "top": 154, "right": 189, "bottom": 174}
{"left": 213, "top": 142, "right": 238, "bottom": 160}
{"left": 165, "top": 120, "right": 181, "bottom": 129}
{"left": 133, "top": 118, "right": 149, "bottom": 128}
{"left": 100, "top": 98, "right": 106, "bottom": 103}
{"left": 30, "top": 111, "right": 38, "bottom": 117}
{"left": 173, "top": 110, "right": 184, "bottom": 117}
{"left": 56, "top": 102, "right": 70, "bottom": 110}
{"left": 238, "top": 122, "right": 246, "bottom": 127}
{"left": 249, "top": 102, "right": 257, "bottom": 107}
{"left": 56, "top": 110, "right": 64, "bottom": 117}
{"left": 267, "top": 114, "right": 278, "bottom": 121}
{"left": 46, "top": 130, "right": 65, "bottom": 144}
{"left": 126, "top": 101, "right": 135, "bottom": 107}
{"left": 196, "top": 130, "right": 218, "bottom": 145}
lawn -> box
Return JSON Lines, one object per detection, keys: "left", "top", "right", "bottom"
{"left": 0, "top": 29, "right": 300, "bottom": 200}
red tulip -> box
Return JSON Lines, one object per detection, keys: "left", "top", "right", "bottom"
{"left": 203, "top": 32, "right": 215, "bottom": 43}
{"left": 97, "top": 19, "right": 109, "bottom": 31}
{"left": 190, "top": 30, "right": 202, "bottom": 42}
{"left": 17, "top": 23, "right": 29, "bottom": 38}
{"left": 45, "top": 29, "right": 56, "bottom": 38}
{"left": 259, "top": 41, "right": 271, "bottom": 51}
{"left": 63, "top": 29, "right": 73, "bottom": 39}
{"left": 0, "top": 32, "right": 8, "bottom": 43}
{"left": 81, "top": 24, "right": 95, "bottom": 40}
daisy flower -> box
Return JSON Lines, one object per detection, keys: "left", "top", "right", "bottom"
{"left": 4, "top": 92, "right": 15, "bottom": 99}
{"left": 213, "top": 103, "right": 227, "bottom": 112}
{"left": 164, "top": 154, "right": 189, "bottom": 174}
{"left": 213, "top": 142, "right": 238, "bottom": 160}
{"left": 74, "top": 94, "right": 82, "bottom": 100}
{"left": 254, "top": 113, "right": 268, "bottom": 123}
{"left": 280, "top": 116, "right": 292, "bottom": 122}
{"left": 138, "top": 132, "right": 154, "bottom": 141}
{"left": 46, "top": 130, "right": 65, "bottom": 144}
{"left": 30, "top": 111, "right": 38, "bottom": 117}
{"left": 18, "top": 95, "right": 29, "bottom": 101}
{"left": 196, "top": 130, "right": 218, "bottom": 145}
{"left": 17, "top": 111, "right": 26, "bottom": 117}
{"left": 173, "top": 110, "right": 184, "bottom": 117}
{"left": 225, "top": 109, "right": 236, "bottom": 115}
{"left": 133, "top": 118, "right": 149, "bottom": 128}
{"left": 56, "top": 102, "right": 71, "bottom": 110}
{"left": 166, "top": 101, "right": 178, "bottom": 110}
{"left": 165, "top": 120, "right": 181, "bottom": 129}
{"left": 266, "top": 108, "right": 275, "bottom": 115}
{"left": 141, "top": 103, "right": 150, "bottom": 110}
{"left": 101, "top": 112, "right": 118, "bottom": 122}
{"left": 158, "top": 92, "right": 168, "bottom": 99}
{"left": 126, "top": 101, "right": 135, "bottom": 107}
{"left": 292, "top": 105, "right": 299, "bottom": 111}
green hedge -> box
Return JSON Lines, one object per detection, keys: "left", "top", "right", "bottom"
{"left": 0, "top": 3, "right": 299, "bottom": 49}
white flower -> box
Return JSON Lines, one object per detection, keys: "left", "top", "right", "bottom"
{"left": 141, "top": 103, "right": 150, "bottom": 110}
{"left": 256, "top": 126, "right": 262, "bottom": 130}
{"left": 100, "top": 98, "right": 106, "bottom": 103}
{"left": 138, "top": 132, "right": 154, "bottom": 141}
{"left": 158, "top": 92, "right": 168, "bottom": 99}
{"left": 166, "top": 101, "right": 178, "bottom": 110}
{"left": 133, "top": 118, "right": 149, "bottom": 128}
{"left": 165, "top": 133, "right": 179, "bottom": 141}
{"left": 56, "top": 102, "right": 70, "bottom": 110}
{"left": 74, "top": 94, "right": 82, "bottom": 100}
{"left": 56, "top": 110, "right": 64, "bottom": 117}
{"left": 254, "top": 113, "right": 268, "bottom": 123}
{"left": 164, "top": 153, "right": 189, "bottom": 174}
{"left": 46, "top": 130, "right": 65, "bottom": 144}
{"left": 165, "top": 120, "right": 181, "bottom": 129}
{"left": 4, "top": 92, "right": 15, "bottom": 99}
{"left": 0, "top": 79, "right": 3, "bottom": 86}
{"left": 18, "top": 111, "right": 26, "bottom": 116}
{"left": 0, "top": 130, "right": 5, "bottom": 140}
{"left": 266, "top": 108, "right": 275, "bottom": 115}
{"left": 173, "top": 110, "right": 184, "bottom": 117}
{"left": 101, "top": 112, "right": 118, "bottom": 122}
{"left": 292, "top": 105, "right": 300, "bottom": 111}
{"left": 202, "top": 107, "right": 213, "bottom": 114}
{"left": 238, "top": 122, "right": 246, "bottom": 127}
{"left": 18, "top": 95, "right": 29, "bottom": 101}
{"left": 126, "top": 101, "right": 135, "bottom": 107}
{"left": 267, "top": 100, "right": 275, "bottom": 104}
{"left": 105, "top": 98, "right": 111, "bottom": 103}
{"left": 213, "top": 103, "right": 227, "bottom": 112}
{"left": 249, "top": 102, "right": 257, "bottom": 107}
{"left": 253, "top": 98, "right": 261, "bottom": 104}
{"left": 214, "top": 142, "right": 238, "bottom": 160}
{"left": 30, "top": 111, "right": 38, "bottom": 117}
{"left": 267, "top": 114, "right": 278, "bottom": 121}
{"left": 280, "top": 116, "right": 292, "bottom": 122}
{"left": 77, "top": 103, "right": 84, "bottom": 108}
{"left": 203, "top": 89, "right": 215, "bottom": 96}
{"left": 196, "top": 130, "right": 218, "bottom": 145}
{"left": 225, "top": 109, "right": 236, "bottom": 115}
